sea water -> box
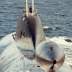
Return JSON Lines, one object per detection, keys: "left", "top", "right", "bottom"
{"left": 0, "top": 0, "right": 72, "bottom": 37}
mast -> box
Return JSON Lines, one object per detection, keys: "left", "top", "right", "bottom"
{"left": 32, "top": 0, "right": 34, "bottom": 14}
{"left": 26, "top": 0, "right": 29, "bottom": 16}
{"left": 25, "top": 0, "right": 35, "bottom": 16}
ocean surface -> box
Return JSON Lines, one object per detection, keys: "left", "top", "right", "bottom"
{"left": 0, "top": 0, "right": 72, "bottom": 37}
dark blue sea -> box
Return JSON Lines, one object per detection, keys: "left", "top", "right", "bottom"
{"left": 0, "top": 0, "right": 72, "bottom": 37}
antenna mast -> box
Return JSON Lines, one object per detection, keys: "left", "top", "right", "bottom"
{"left": 26, "top": 0, "right": 35, "bottom": 16}
{"left": 32, "top": 0, "right": 34, "bottom": 14}
{"left": 26, "top": 0, "right": 28, "bottom": 16}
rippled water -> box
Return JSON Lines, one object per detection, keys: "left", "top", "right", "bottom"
{"left": 0, "top": 0, "right": 72, "bottom": 37}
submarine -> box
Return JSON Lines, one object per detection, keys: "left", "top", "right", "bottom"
{"left": 0, "top": 0, "right": 72, "bottom": 72}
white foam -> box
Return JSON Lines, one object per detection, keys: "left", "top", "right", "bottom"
{"left": 0, "top": 33, "right": 72, "bottom": 72}
{"left": 46, "top": 36, "right": 72, "bottom": 66}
